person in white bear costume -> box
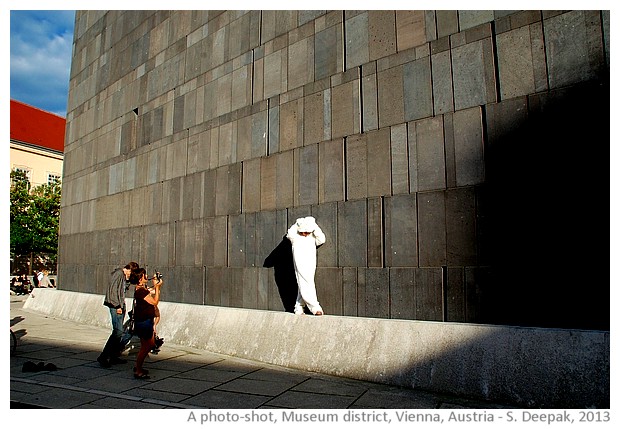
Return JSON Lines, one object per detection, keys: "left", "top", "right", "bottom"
{"left": 286, "top": 216, "right": 326, "bottom": 315}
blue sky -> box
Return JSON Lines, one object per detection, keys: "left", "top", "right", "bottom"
{"left": 10, "top": 10, "right": 75, "bottom": 118}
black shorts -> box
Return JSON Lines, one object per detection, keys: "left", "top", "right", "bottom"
{"left": 133, "top": 319, "right": 154, "bottom": 340}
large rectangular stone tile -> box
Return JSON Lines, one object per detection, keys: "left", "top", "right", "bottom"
{"left": 228, "top": 214, "right": 246, "bottom": 267}
{"left": 497, "top": 23, "right": 548, "bottom": 100}
{"left": 409, "top": 116, "right": 445, "bottom": 192}
{"left": 544, "top": 11, "right": 605, "bottom": 89}
{"left": 318, "top": 138, "right": 345, "bottom": 204}
{"left": 251, "top": 109, "right": 268, "bottom": 158}
{"left": 293, "top": 377, "right": 369, "bottom": 396}
{"left": 458, "top": 10, "right": 495, "bottom": 31}
{"left": 366, "top": 128, "right": 391, "bottom": 197}
{"left": 368, "top": 11, "right": 397, "bottom": 61}
{"left": 316, "top": 267, "right": 342, "bottom": 315}
{"left": 315, "top": 24, "right": 342, "bottom": 80}
{"left": 183, "top": 172, "right": 205, "bottom": 220}
{"left": 367, "top": 197, "right": 383, "bottom": 268}
{"left": 176, "top": 219, "right": 203, "bottom": 267}
{"left": 331, "top": 79, "right": 360, "bottom": 139}
{"left": 446, "top": 267, "right": 465, "bottom": 322}
{"left": 415, "top": 267, "right": 443, "bottom": 321}
{"left": 451, "top": 34, "right": 496, "bottom": 111}
{"left": 390, "top": 123, "right": 409, "bottom": 194}
{"left": 235, "top": 114, "right": 252, "bottom": 162}
{"left": 257, "top": 267, "right": 271, "bottom": 310}
{"left": 242, "top": 367, "right": 309, "bottom": 384}
{"left": 436, "top": 10, "right": 458, "bottom": 38}
{"left": 361, "top": 71, "right": 378, "bottom": 132}
{"left": 166, "top": 266, "right": 204, "bottom": 304}
{"left": 267, "top": 390, "right": 356, "bottom": 409}
{"left": 142, "top": 376, "right": 213, "bottom": 396}
{"left": 446, "top": 187, "right": 477, "bottom": 266}
{"left": 303, "top": 90, "right": 327, "bottom": 145}
{"left": 451, "top": 106, "right": 485, "bottom": 186}
{"left": 203, "top": 216, "right": 228, "bottom": 267}
{"left": 362, "top": 268, "right": 390, "bottom": 318}
{"left": 403, "top": 56, "right": 433, "bottom": 121}
{"left": 279, "top": 99, "right": 303, "bottom": 151}
{"left": 263, "top": 49, "right": 286, "bottom": 99}
{"left": 337, "top": 200, "right": 367, "bottom": 267}
{"left": 345, "top": 134, "right": 367, "bottom": 201}
{"left": 294, "top": 145, "right": 319, "bottom": 207}
{"left": 225, "top": 268, "right": 242, "bottom": 308}
{"left": 242, "top": 157, "right": 261, "bottom": 213}
{"left": 417, "top": 191, "right": 446, "bottom": 267}
{"left": 16, "top": 385, "right": 106, "bottom": 408}
{"left": 161, "top": 177, "right": 181, "bottom": 223}
{"left": 227, "top": 163, "right": 242, "bottom": 215}
{"left": 377, "top": 65, "right": 404, "bottom": 128}
{"left": 351, "top": 385, "right": 440, "bottom": 408}
{"left": 390, "top": 268, "right": 415, "bottom": 319}
{"left": 181, "top": 389, "right": 271, "bottom": 408}
{"left": 288, "top": 36, "right": 314, "bottom": 91}
{"left": 313, "top": 201, "right": 338, "bottom": 267}
{"left": 345, "top": 12, "right": 369, "bottom": 69}
{"left": 230, "top": 64, "right": 252, "bottom": 111}
{"left": 342, "top": 267, "right": 358, "bottom": 316}
{"left": 384, "top": 193, "right": 418, "bottom": 267}
{"left": 396, "top": 10, "right": 427, "bottom": 51}
{"left": 276, "top": 150, "right": 294, "bottom": 209}
{"left": 178, "top": 367, "right": 247, "bottom": 383}
{"left": 242, "top": 267, "right": 259, "bottom": 308}
{"left": 260, "top": 155, "right": 277, "bottom": 210}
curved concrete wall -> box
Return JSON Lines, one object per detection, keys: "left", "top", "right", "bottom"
{"left": 24, "top": 289, "right": 609, "bottom": 408}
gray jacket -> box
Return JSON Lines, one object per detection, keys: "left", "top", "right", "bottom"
{"left": 103, "top": 267, "right": 128, "bottom": 310}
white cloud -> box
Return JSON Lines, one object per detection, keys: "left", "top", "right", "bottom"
{"left": 10, "top": 10, "right": 75, "bottom": 117}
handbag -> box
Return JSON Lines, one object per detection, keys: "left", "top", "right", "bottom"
{"left": 125, "top": 298, "right": 136, "bottom": 335}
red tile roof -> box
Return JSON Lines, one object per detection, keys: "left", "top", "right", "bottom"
{"left": 10, "top": 99, "right": 66, "bottom": 153}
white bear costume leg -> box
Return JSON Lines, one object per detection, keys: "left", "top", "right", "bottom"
{"left": 286, "top": 217, "right": 326, "bottom": 315}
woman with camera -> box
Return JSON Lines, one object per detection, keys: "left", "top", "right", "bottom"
{"left": 130, "top": 268, "right": 163, "bottom": 379}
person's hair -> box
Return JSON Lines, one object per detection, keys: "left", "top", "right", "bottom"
{"left": 129, "top": 267, "right": 147, "bottom": 285}
{"left": 125, "top": 261, "right": 139, "bottom": 271}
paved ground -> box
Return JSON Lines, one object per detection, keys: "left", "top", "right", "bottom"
{"left": 10, "top": 294, "right": 514, "bottom": 410}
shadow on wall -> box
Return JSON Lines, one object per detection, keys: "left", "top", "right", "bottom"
{"left": 263, "top": 236, "right": 298, "bottom": 313}
{"left": 480, "top": 79, "right": 610, "bottom": 330}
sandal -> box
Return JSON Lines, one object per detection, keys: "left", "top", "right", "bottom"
{"left": 314, "top": 311, "right": 323, "bottom": 316}
{"left": 133, "top": 367, "right": 149, "bottom": 375}
{"left": 134, "top": 372, "right": 150, "bottom": 380}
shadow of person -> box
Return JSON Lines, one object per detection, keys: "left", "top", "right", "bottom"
{"left": 11, "top": 316, "right": 25, "bottom": 327}
{"left": 263, "top": 236, "right": 298, "bottom": 313}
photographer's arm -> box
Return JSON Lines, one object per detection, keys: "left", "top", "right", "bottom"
{"left": 144, "top": 280, "right": 163, "bottom": 306}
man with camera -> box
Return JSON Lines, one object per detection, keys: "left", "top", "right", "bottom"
{"left": 97, "top": 262, "right": 139, "bottom": 368}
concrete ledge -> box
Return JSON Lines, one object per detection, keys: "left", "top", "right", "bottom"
{"left": 24, "top": 289, "right": 609, "bottom": 408}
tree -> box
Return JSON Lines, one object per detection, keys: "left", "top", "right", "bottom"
{"left": 10, "top": 170, "right": 62, "bottom": 273}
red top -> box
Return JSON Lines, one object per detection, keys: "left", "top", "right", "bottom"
{"left": 10, "top": 99, "right": 66, "bottom": 153}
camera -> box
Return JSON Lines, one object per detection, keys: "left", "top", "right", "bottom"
{"left": 150, "top": 271, "right": 163, "bottom": 281}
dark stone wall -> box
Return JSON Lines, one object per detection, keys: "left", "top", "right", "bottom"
{"left": 59, "top": 10, "right": 609, "bottom": 329}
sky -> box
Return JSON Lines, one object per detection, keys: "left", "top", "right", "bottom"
{"left": 10, "top": 10, "right": 75, "bottom": 118}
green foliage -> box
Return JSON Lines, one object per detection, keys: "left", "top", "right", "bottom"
{"left": 10, "top": 170, "right": 61, "bottom": 262}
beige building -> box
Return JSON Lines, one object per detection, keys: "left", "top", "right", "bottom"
{"left": 10, "top": 99, "right": 65, "bottom": 187}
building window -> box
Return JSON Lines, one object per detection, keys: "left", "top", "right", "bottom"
{"left": 12, "top": 167, "right": 31, "bottom": 187}
{"left": 47, "top": 173, "right": 61, "bottom": 184}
